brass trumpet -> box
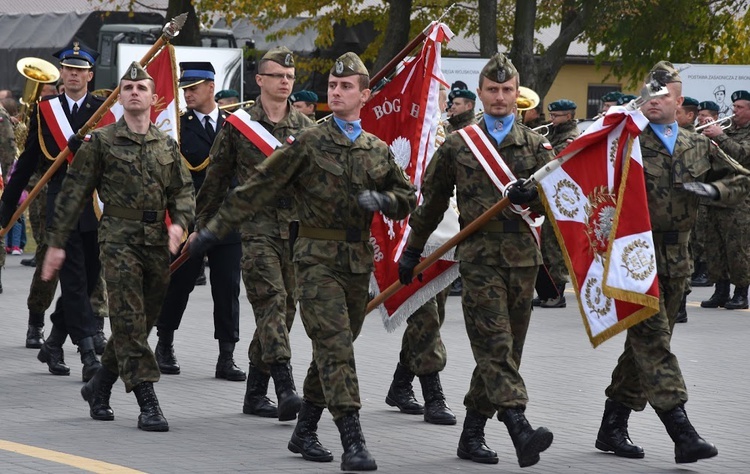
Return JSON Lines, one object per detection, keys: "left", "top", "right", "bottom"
{"left": 531, "top": 123, "right": 551, "bottom": 136}
{"left": 695, "top": 114, "right": 734, "bottom": 132}
{"left": 218, "top": 99, "right": 255, "bottom": 110}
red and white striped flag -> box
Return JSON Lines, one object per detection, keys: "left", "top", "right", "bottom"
{"left": 538, "top": 107, "right": 660, "bottom": 347}
{"left": 361, "top": 22, "right": 459, "bottom": 331}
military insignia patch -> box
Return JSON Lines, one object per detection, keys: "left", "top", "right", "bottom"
{"left": 543, "top": 142, "right": 553, "bottom": 150}
{"left": 73, "top": 42, "right": 81, "bottom": 55}
{"left": 83, "top": 134, "right": 92, "bottom": 142}
{"left": 335, "top": 60, "right": 344, "bottom": 75}
{"left": 286, "top": 135, "right": 296, "bottom": 145}
{"left": 130, "top": 66, "right": 137, "bottom": 80}
{"left": 284, "top": 53, "right": 293, "bottom": 66}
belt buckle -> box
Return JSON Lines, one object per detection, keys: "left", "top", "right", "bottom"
{"left": 142, "top": 211, "right": 158, "bottom": 223}
{"left": 346, "top": 227, "right": 361, "bottom": 242}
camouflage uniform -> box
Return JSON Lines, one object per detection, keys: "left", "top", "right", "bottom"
{"left": 0, "top": 104, "right": 16, "bottom": 280}
{"left": 196, "top": 98, "right": 314, "bottom": 373}
{"left": 26, "top": 173, "right": 58, "bottom": 320}
{"left": 407, "top": 118, "right": 553, "bottom": 419}
{"left": 47, "top": 117, "right": 194, "bottom": 391}
{"left": 605, "top": 126, "right": 750, "bottom": 411}
{"left": 445, "top": 109, "right": 477, "bottom": 134}
{"left": 204, "top": 117, "right": 416, "bottom": 418}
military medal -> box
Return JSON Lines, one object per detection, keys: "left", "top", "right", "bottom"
{"left": 345, "top": 123, "right": 354, "bottom": 133}
{"left": 665, "top": 126, "right": 672, "bottom": 137}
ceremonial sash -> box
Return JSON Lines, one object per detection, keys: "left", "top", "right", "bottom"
{"left": 225, "top": 109, "right": 281, "bottom": 157}
{"left": 38, "top": 99, "right": 76, "bottom": 162}
{"left": 457, "top": 124, "right": 543, "bottom": 245}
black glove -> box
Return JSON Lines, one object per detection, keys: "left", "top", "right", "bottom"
{"left": 398, "top": 246, "right": 423, "bottom": 285}
{"left": 683, "top": 182, "right": 719, "bottom": 200}
{"left": 506, "top": 179, "right": 538, "bottom": 205}
{"left": 67, "top": 134, "right": 83, "bottom": 154}
{"left": 357, "top": 190, "right": 392, "bottom": 212}
{"left": 188, "top": 228, "right": 220, "bottom": 257}
{"left": 0, "top": 200, "right": 16, "bottom": 229}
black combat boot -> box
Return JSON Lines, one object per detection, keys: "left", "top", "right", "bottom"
{"left": 502, "top": 407, "right": 554, "bottom": 468}
{"left": 288, "top": 400, "right": 334, "bottom": 462}
{"left": 723, "top": 285, "right": 748, "bottom": 310}
{"left": 540, "top": 283, "right": 567, "bottom": 308}
{"left": 419, "top": 372, "right": 456, "bottom": 425}
{"left": 20, "top": 255, "right": 36, "bottom": 267}
{"left": 270, "top": 362, "right": 302, "bottom": 421}
{"left": 243, "top": 362, "right": 278, "bottom": 417}
{"left": 690, "top": 262, "right": 711, "bottom": 287}
{"left": 80, "top": 366, "right": 118, "bottom": 421}
{"left": 335, "top": 411, "right": 377, "bottom": 471}
{"left": 37, "top": 324, "right": 70, "bottom": 375}
{"left": 675, "top": 292, "right": 688, "bottom": 323}
{"left": 457, "top": 410, "right": 498, "bottom": 464}
{"left": 656, "top": 404, "right": 717, "bottom": 463}
{"left": 78, "top": 336, "right": 102, "bottom": 382}
{"left": 215, "top": 341, "right": 246, "bottom": 381}
{"left": 385, "top": 363, "right": 424, "bottom": 414}
{"left": 133, "top": 382, "right": 169, "bottom": 432}
{"left": 595, "top": 398, "right": 645, "bottom": 458}
{"left": 155, "top": 338, "right": 180, "bottom": 375}
{"left": 26, "top": 311, "right": 45, "bottom": 348}
{"left": 700, "top": 280, "right": 730, "bottom": 308}
{"left": 0, "top": 267, "right": 3, "bottom": 293}
{"left": 93, "top": 316, "right": 107, "bottom": 355}
{"left": 532, "top": 296, "right": 541, "bottom": 307}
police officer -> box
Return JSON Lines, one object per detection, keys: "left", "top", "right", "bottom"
{"left": 214, "top": 89, "right": 241, "bottom": 113}
{"left": 400, "top": 53, "right": 554, "bottom": 468}
{"left": 0, "top": 41, "right": 103, "bottom": 381}
{"left": 290, "top": 90, "right": 318, "bottom": 120}
{"left": 0, "top": 102, "right": 16, "bottom": 294}
{"left": 195, "top": 47, "right": 313, "bottom": 422}
{"left": 43, "top": 62, "right": 195, "bottom": 432}
{"left": 154, "top": 62, "right": 244, "bottom": 381}
{"left": 446, "top": 89, "right": 477, "bottom": 133}
{"left": 189, "top": 51, "right": 416, "bottom": 471}
{"left": 595, "top": 62, "right": 739, "bottom": 463}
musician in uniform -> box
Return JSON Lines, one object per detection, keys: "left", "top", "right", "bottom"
{"left": 290, "top": 90, "right": 318, "bottom": 120}
{"left": 154, "top": 62, "right": 245, "bottom": 381}
{"left": 446, "top": 89, "right": 477, "bottom": 133}
{"left": 600, "top": 91, "right": 624, "bottom": 114}
{"left": 676, "top": 96, "right": 699, "bottom": 132}
{"left": 215, "top": 89, "right": 240, "bottom": 113}
{"left": 399, "top": 53, "right": 555, "bottom": 468}
{"left": 0, "top": 41, "right": 103, "bottom": 382}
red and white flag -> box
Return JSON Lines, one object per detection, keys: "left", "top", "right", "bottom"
{"left": 538, "top": 107, "right": 660, "bottom": 347}
{"left": 97, "top": 44, "right": 180, "bottom": 142}
{"left": 361, "top": 22, "right": 459, "bottom": 331}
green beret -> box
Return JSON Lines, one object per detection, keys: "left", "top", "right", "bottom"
{"left": 731, "top": 90, "right": 750, "bottom": 102}
{"left": 261, "top": 46, "right": 295, "bottom": 67}
{"left": 548, "top": 99, "right": 576, "bottom": 111}
{"left": 214, "top": 89, "right": 240, "bottom": 101}
{"left": 647, "top": 60, "right": 681, "bottom": 84}
{"left": 682, "top": 96, "right": 699, "bottom": 107}
{"left": 121, "top": 61, "right": 152, "bottom": 82}
{"left": 480, "top": 53, "right": 517, "bottom": 84}
{"left": 601, "top": 91, "right": 623, "bottom": 103}
{"left": 698, "top": 101, "right": 720, "bottom": 112}
{"left": 448, "top": 89, "right": 476, "bottom": 102}
{"left": 290, "top": 90, "right": 319, "bottom": 103}
{"left": 616, "top": 94, "right": 639, "bottom": 106}
{"left": 331, "top": 52, "right": 369, "bottom": 77}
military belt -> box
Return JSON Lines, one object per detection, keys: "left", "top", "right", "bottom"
{"left": 297, "top": 225, "right": 370, "bottom": 242}
{"left": 103, "top": 205, "right": 166, "bottom": 224}
{"left": 653, "top": 231, "right": 689, "bottom": 245}
{"left": 481, "top": 220, "right": 529, "bottom": 233}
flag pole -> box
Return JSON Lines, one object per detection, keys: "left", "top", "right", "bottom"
{"left": 366, "top": 80, "right": 668, "bottom": 314}
{"left": 0, "top": 13, "right": 188, "bottom": 239}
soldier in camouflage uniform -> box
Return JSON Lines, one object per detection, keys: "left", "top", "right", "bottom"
{"left": 190, "top": 52, "right": 415, "bottom": 471}
{"left": 533, "top": 99, "right": 578, "bottom": 309}
{"left": 445, "top": 89, "right": 477, "bottom": 134}
{"left": 595, "top": 62, "right": 745, "bottom": 464}
{"left": 196, "top": 47, "right": 314, "bottom": 421}
{"left": 700, "top": 90, "right": 750, "bottom": 310}
{"left": 400, "top": 53, "right": 555, "bottom": 468}
{"left": 0, "top": 102, "right": 16, "bottom": 294}
{"left": 42, "top": 62, "right": 195, "bottom": 432}
{"left": 290, "top": 90, "right": 318, "bottom": 120}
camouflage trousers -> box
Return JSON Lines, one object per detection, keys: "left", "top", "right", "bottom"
{"left": 100, "top": 242, "right": 169, "bottom": 392}
{"left": 296, "top": 262, "right": 369, "bottom": 420}
{"left": 540, "top": 219, "right": 568, "bottom": 286}
{"left": 690, "top": 205, "right": 709, "bottom": 265}
{"left": 26, "top": 192, "right": 58, "bottom": 315}
{"left": 605, "top": 276, "right": 688, "bottom": 412}
{"left": 460, "top": 261, "right": 536, "bottom": 420}
{"left": 400, "top": 288, "right": 448, "bottom": 376}
{"left": 242, "top": 235, "right": 296, "bottom": 373}
{"left": 702, "top": 206, "right": 750, "bottom": 286}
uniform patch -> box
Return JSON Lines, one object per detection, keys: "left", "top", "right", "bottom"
{"left": 566, "top": 138, "right": 574, "bottom": 143}
{"left": 286, "top": 135, "right": 296, "bottom": 145}
{"left": 83, "top": 134, "right": 92, "bottom": 142}
{"left": 543, "top": 142, "right": 553, "bottom": 150}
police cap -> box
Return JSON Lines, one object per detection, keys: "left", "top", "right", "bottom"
{"left": 53, "top": 41, "right": 99, "bottom": 69}
{"left": 179, "top": 62, "right": 215, "bottom": 88}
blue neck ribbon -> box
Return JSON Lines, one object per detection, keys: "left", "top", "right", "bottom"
{"left": 484, "top": 113, "right": 516, "bottom": 144}
{"left": 333, "top": 117, "right": 363, "bottom": 142}
{"left": 649, "top": 121, "right": 679, "bottom": 154}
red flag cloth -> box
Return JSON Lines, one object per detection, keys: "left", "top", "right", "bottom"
{"left": 360, "top": 23, "right": 459, "bottom": 331}
{"left": 538, "top": 107, "right": 660, "bottom": 347}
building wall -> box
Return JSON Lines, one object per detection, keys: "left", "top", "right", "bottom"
{"left": 545, "top": 63, "right": 637, "bottom": 119}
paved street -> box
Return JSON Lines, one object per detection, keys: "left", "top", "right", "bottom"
{"left": 0, "top": 255, "right": 747, "bottom": 473}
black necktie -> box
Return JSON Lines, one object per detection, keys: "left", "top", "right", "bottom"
{"left": 71, "top": 102, "right": 79, "bottom": 119}
{"left": 204, "top": 116, "right": 216, "bottom": 141}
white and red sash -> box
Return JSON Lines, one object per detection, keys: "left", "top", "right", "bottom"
{"left": 225, "top": 109, "right": 281, "bottom": 157}
{"left": 38, "top": 98, "right": 76, "bottom": 162}
{"left": 457, "top": 124, "right": 543, "bottom": 245}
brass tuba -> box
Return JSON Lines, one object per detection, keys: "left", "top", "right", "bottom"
{"left": 16, "top": 57, "right": 59, "bottom": 124}
{"left": 517, "top": 86, "right": 540, "bottom": 111}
